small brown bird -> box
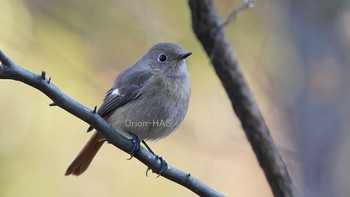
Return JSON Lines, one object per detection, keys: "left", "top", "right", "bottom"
{"left": 65, "top": 43, "right": 191, "bottom": 176}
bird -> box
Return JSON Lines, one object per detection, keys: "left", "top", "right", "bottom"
{"left": 65, "top": 43, "right": 191, "bottom": 176}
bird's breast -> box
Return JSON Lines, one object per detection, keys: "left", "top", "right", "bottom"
{"left": 107, "top": 75, "right": 190, "bottom": 141}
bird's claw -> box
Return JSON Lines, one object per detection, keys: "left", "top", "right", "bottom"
{"left": 127, "top": 132, "right": 140, "bottom": 160}
{"left": 146, "top": 155, "right": 168, "bottom": 177}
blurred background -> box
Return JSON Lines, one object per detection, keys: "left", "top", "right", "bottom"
{"left": 1, "top": 0, "right": 350, "bottom": 196}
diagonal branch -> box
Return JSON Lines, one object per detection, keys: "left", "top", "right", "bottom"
{"left": 0, "top": 50, "right": 224, "bottom": 197}
{"left": 189, "top": 0, "right": 298, "bottom": 196}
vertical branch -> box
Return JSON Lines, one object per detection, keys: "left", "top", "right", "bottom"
{"left": 188, "top": 0, "right": 297, "bottom": 196}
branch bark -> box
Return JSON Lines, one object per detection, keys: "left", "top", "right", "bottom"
{"left": 189, "top": 0, "right": 298, "bottom": 196}
{"left": 0, "top": 51, "right": 224, "bottom": 197}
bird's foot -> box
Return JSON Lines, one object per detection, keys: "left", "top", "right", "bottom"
{"left": 146, "top": 155, "right": 168, "bottom": 177}
{"left": 127, "top": 132, "right": 140, "bottom": 160}
{"left": 141, "top": 140, "right": 168, "bottom": 177}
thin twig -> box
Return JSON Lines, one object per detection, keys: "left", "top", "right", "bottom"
{"left": 221, "top": 0, "right": 255, "bottom": 28}
{"left": 209, "top": 0, "right": 255, "bottom": 62}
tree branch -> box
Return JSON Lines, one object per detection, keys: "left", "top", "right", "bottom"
{"left": 189, "top": 0, "right": 298, "bottom": 196}
{"left": 0, "top": 51, "right": 224, "bottom": 197}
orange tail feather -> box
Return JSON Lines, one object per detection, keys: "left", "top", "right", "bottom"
{"left": 65, "top": 132, "right": 104, "bottom": 176}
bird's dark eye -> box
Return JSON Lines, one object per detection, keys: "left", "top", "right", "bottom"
{"left": 158, "top": 54, "right": 167, "bottom": 63}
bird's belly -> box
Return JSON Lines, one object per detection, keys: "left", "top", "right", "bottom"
{"left": 105, "top": 92, "right": 188, "bottom": 141}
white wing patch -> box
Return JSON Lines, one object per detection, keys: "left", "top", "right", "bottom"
{"left": 111, "top": 88, "right": 120, "bottom": 96}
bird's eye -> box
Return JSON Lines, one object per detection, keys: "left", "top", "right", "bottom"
{"left": 158, "top": 54, "right": 167, "bottom": 63}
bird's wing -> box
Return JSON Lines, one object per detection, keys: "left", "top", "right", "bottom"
{"left": 87, "top": 69, "right": 152, "bottom": 132}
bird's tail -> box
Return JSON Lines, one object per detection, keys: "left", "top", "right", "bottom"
{"left": 65, "top": 132, "right": 104, "bottom": 176}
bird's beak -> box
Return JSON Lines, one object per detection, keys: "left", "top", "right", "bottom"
{"left": 178, "top": 52, "right": 192, "bottom": 59}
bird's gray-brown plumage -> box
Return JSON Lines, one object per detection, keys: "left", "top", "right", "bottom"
{"left": 65, "top": 43, "right": 191, "bottom": 176}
